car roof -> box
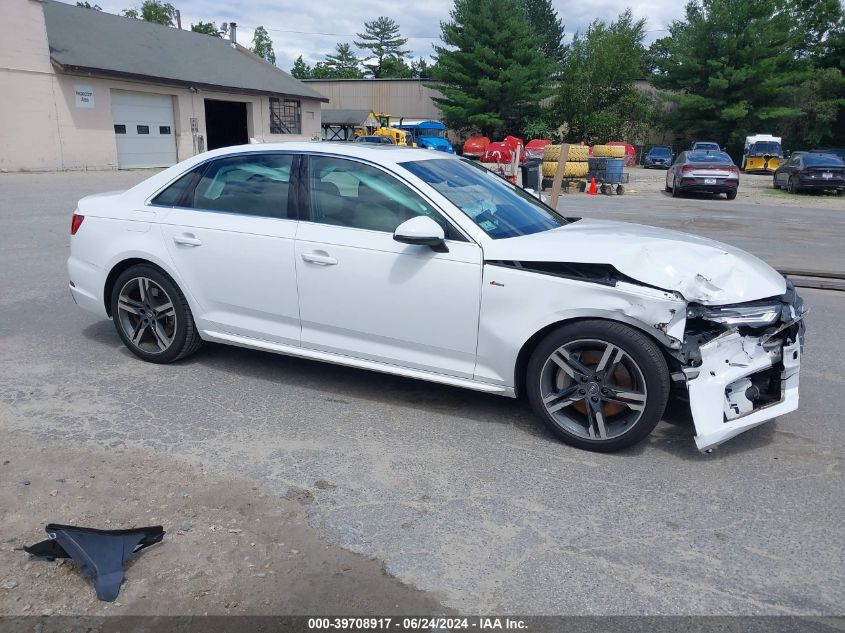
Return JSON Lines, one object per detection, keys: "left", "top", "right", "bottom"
{"left": 193, "top": 141, "right": 454, "bottom": 166}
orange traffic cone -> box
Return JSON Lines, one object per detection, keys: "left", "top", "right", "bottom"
{"left": 586, "top": 178, "right": 597, "bottom": 196}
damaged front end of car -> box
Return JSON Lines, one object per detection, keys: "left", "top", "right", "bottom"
{"left": 674, "top": 281, "right": 806, "bottom": 451}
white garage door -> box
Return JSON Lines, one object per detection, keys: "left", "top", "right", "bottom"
{"left": 111, "top": 90, "right": 177, "bottom": 169}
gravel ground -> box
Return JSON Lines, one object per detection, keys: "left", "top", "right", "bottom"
{"left": 1, "top": 169, "right": 843, "bottom": 617}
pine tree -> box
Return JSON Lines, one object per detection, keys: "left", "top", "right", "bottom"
{"left": 354, "top": 17, "right": 411, "bottom": 78}
{"left": 291, "top": 56, "right": 313, "bottom": 79}
{"left": 323, "top": 43, "right": 364, "bottom": 78}
{"left": 518, "top": 0, "right": 565, "bottom": 64}
{"left": 250, "top": 26, "right": 276, "bottom": 66}
{"left": 650, "top": 0, "right": 825, "bottom": 152}
{"left": 433, "top": 0, "right": 552, "bottom": 137}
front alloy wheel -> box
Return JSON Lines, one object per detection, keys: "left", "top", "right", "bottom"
{"left": 526, "top": 321, "right": 670, "bottom": 452}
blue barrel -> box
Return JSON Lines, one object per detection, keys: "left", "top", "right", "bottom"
{"left": 588, "top": 157, "right": 608, "bottom": 172}
{"left": 605, "top": 158, "right": 625, "bottom": 183}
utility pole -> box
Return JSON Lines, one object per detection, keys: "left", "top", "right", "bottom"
{"left": 175, "top": 9, "right": 182, "bottom": 29}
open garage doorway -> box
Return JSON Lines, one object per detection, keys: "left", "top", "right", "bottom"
{"left": 204, "top": 99, "right": 249, "bottom": 150}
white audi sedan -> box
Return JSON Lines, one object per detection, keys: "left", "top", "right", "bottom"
{"left": 68, "top": 143, "right": 805, "bottom": 452}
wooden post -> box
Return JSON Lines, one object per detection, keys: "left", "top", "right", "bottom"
{"left": 548, "top": 143, "right": 570, "bottom": 211}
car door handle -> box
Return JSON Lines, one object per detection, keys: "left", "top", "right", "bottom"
{"left": 173, "top": 234, "right": 202, "bottom": 247}
{"left": 301, "top": 251, "right": 338, "bottom": 266}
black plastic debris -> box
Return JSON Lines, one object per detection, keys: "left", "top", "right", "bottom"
{"left": 24, "top": 523, "right": 164, "bottom": 601}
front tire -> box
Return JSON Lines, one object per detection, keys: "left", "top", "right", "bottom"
{"left": 525, "top": 320, "right": 670, "bottom": 452}
{"left": 110, "top": 264, "right": 203, "bottom": 364}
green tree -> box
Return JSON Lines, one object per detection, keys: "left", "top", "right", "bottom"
{"left": 76, "top": 2, "right": 102, "bottom": 9}
{"left": 411, "top": 57, "right": 433, "bottom": 78}
{"left": 291, "top": 55, "right": 313, "bottom": 79}
{"left": 518, "top": 0, "right": 565, "bottom": 64}
{"left": 553, "top": 10, "right": 655, "bottom": 143}
{"left": 322, "top": 43, "right": 364, "bottom": 78}
{"left": 250, "top": 26, "right": 276, "bottom": 66}
{"left": 354, "top": 17, "right": 411, "bottom": 78}
{"left": 650, "top": 0, "right": 843, "bottom": 152}
{"left": 433, "top": 0, "right": 552, "bottom": 137}
{"left": 191, "top": 21, "right": 227, "bottom": 37}
{"left": 122, "top": 1, "right": 176, "bottom": 26}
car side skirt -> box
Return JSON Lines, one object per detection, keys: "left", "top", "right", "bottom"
{"left": 201, "top": 329, "right": 517, "bottom": 398}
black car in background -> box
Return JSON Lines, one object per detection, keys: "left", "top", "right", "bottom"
{"left": 643, "top": 145, "right": 673, "bottom": 169}
{"left": 774, "top": 153, "right": 845, "bottom": 194}
{"left": 665, "top": 150, "right": 740, "bottom": 199}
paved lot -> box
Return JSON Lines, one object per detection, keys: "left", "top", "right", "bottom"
{"left": 1, "top": 170, "right": 844, "bottom": 615}
{"left": 553, "top": 167, "right": 845, "bottom": 275}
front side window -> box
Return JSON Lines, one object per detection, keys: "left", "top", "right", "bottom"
{"left": 308, "top": 156, "right": 459, "bottom": 237}
{"left": 401, "top": 158, "right": 569, "bottom": 240}
{"left": 185, "top": 154, "right": 294, "bottom": 218}
{"left": 270, "top": 98, "right": 301, "bottom": 134}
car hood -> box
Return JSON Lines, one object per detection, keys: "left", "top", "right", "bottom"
{"left": 481, "top": 218, "right": 786, "bottom": 304}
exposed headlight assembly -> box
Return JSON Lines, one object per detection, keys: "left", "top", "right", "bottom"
{"left": 688, "top": 303, "right": 781, "bottom": 327}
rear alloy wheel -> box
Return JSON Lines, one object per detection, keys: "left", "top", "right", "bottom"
{"left": 671, "top": 178, "right": 681, "bottom": 197}
{"left": 526, "top": 320, "right": 670, "bottom": 452}
{"left": 111, "top": 264, "right": 202, "bottom": 363}
{"left": 787, "top": 176, "right": 798, "bottom": 194}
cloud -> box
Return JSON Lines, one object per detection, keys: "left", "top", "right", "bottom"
{"left": 67, "top": 0, "right": 683, "bottom": 72}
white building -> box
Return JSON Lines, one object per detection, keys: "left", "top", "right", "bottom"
{"left": 1, "top": 0, "right": 328, "bottom": 171}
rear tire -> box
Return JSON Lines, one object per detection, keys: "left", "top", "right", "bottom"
{"left": 671, "top": 178, "right": 681, "bottom": 197}
{"left": 787, "top": 176, "right": 798, "bottom": 194}
{"left": 772, "top": 175, "right": 779, "bottom": 190}
{"left": 110, "top": 264, "right": 203, "bottom": 364}
{"left": 525, "top": 320, "right": 670, "bottom": 452}
{"left": 726, "top": 190, "right": 737, "bottom": 200}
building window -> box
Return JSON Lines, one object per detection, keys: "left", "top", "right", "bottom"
{"left": 137, "top": 125, "right": 150, "bottom": 134}
{"left": 114, "top": 124, "right": 126, "bottom": 134}
{"left": 159, "top": 125, "right": 171, "bottom": 135}
{"left": 269, "top": 98, "right": 301, "bottom": 134}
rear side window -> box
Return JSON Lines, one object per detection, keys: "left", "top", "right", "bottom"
{"left": 150, "top": 169, "right": 202, "bottom": 207}
{"left": 189, "top": 154, "right": 295, "bottom": 218}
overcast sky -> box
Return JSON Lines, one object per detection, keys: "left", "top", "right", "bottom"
{"left": 65, "top": 0, "right": 679, "bottom": 72}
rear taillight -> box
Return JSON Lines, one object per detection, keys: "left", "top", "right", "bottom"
{"left": 681, "top": 165, "right": 695, "bottom": 174}
{"left": 729, "top": 166, "right": 740, "bottom": 176}
{"left": 71, "top": 213, "right": 84, "bottom": 235}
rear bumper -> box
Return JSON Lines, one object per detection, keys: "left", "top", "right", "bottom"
{"left": 796, "top": 178, "right": 845, "bottom": 190}
{"left": 68, "top": 255, "right": 108, "bottom": 318}
{"left": 678, "top": 178, "right": 738, "bottom": 193}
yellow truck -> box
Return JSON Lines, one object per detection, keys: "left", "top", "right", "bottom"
{"left": 742, "top": 134, "right": 784, "bottom": 173}
{"left": 353, "top": 112, "right": 411, "bottom": 146}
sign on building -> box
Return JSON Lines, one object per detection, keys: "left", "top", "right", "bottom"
{"left": 74, "top": 85, "right": 95, "bottom": 108}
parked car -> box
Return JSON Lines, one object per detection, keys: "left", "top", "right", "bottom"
{"left": 68, "top": 143, "right": 804, "bottom": 453}
{"left": 690, "top": 141, "right": 721, "bottom": 152}
{"left": 353, "top": 135, "right": 394, "bottom": 144}
{"left": 462, "top": 136, "right": 490, "bottom": 160}
{"left": 666, "top": 150, "right": 740, "bottom": 199}
{"left": 643, "top": 145, "right": 673, "bottom": 169}
{"left": 773, "top": 152, "right": 845, "bottom": 194}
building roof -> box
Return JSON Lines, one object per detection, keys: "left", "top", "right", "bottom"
{"left": 321, "top": 109, "right": 377, "bottom": 126}
{"left": 42, "top": 0, "right": 328, "bottom": 102}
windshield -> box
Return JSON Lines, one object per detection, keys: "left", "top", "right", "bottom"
{"left": 687, "top": 151, "right": 733, "bottom": 164}
{"left": 649, "top": 147, "right": 671, "bottom": 156}
{"left": 420, "top": 129, "right": 446, "bottom": 139}
{"left": 401, "top": 158, "right": 569, "bottom": 239}
{"left": 749, "top": 141, "right": 782, "bottom": 155}
{"left": 804, "top": 154, "right": 845, "bottom": 166}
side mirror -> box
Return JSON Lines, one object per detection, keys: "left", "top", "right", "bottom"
{"left": 393, "top": 216, "right": 448, "bottom": 252}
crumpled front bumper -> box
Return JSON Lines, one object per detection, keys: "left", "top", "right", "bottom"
{"left": 684, "top": 332, "right": 801, "bottom": 452}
